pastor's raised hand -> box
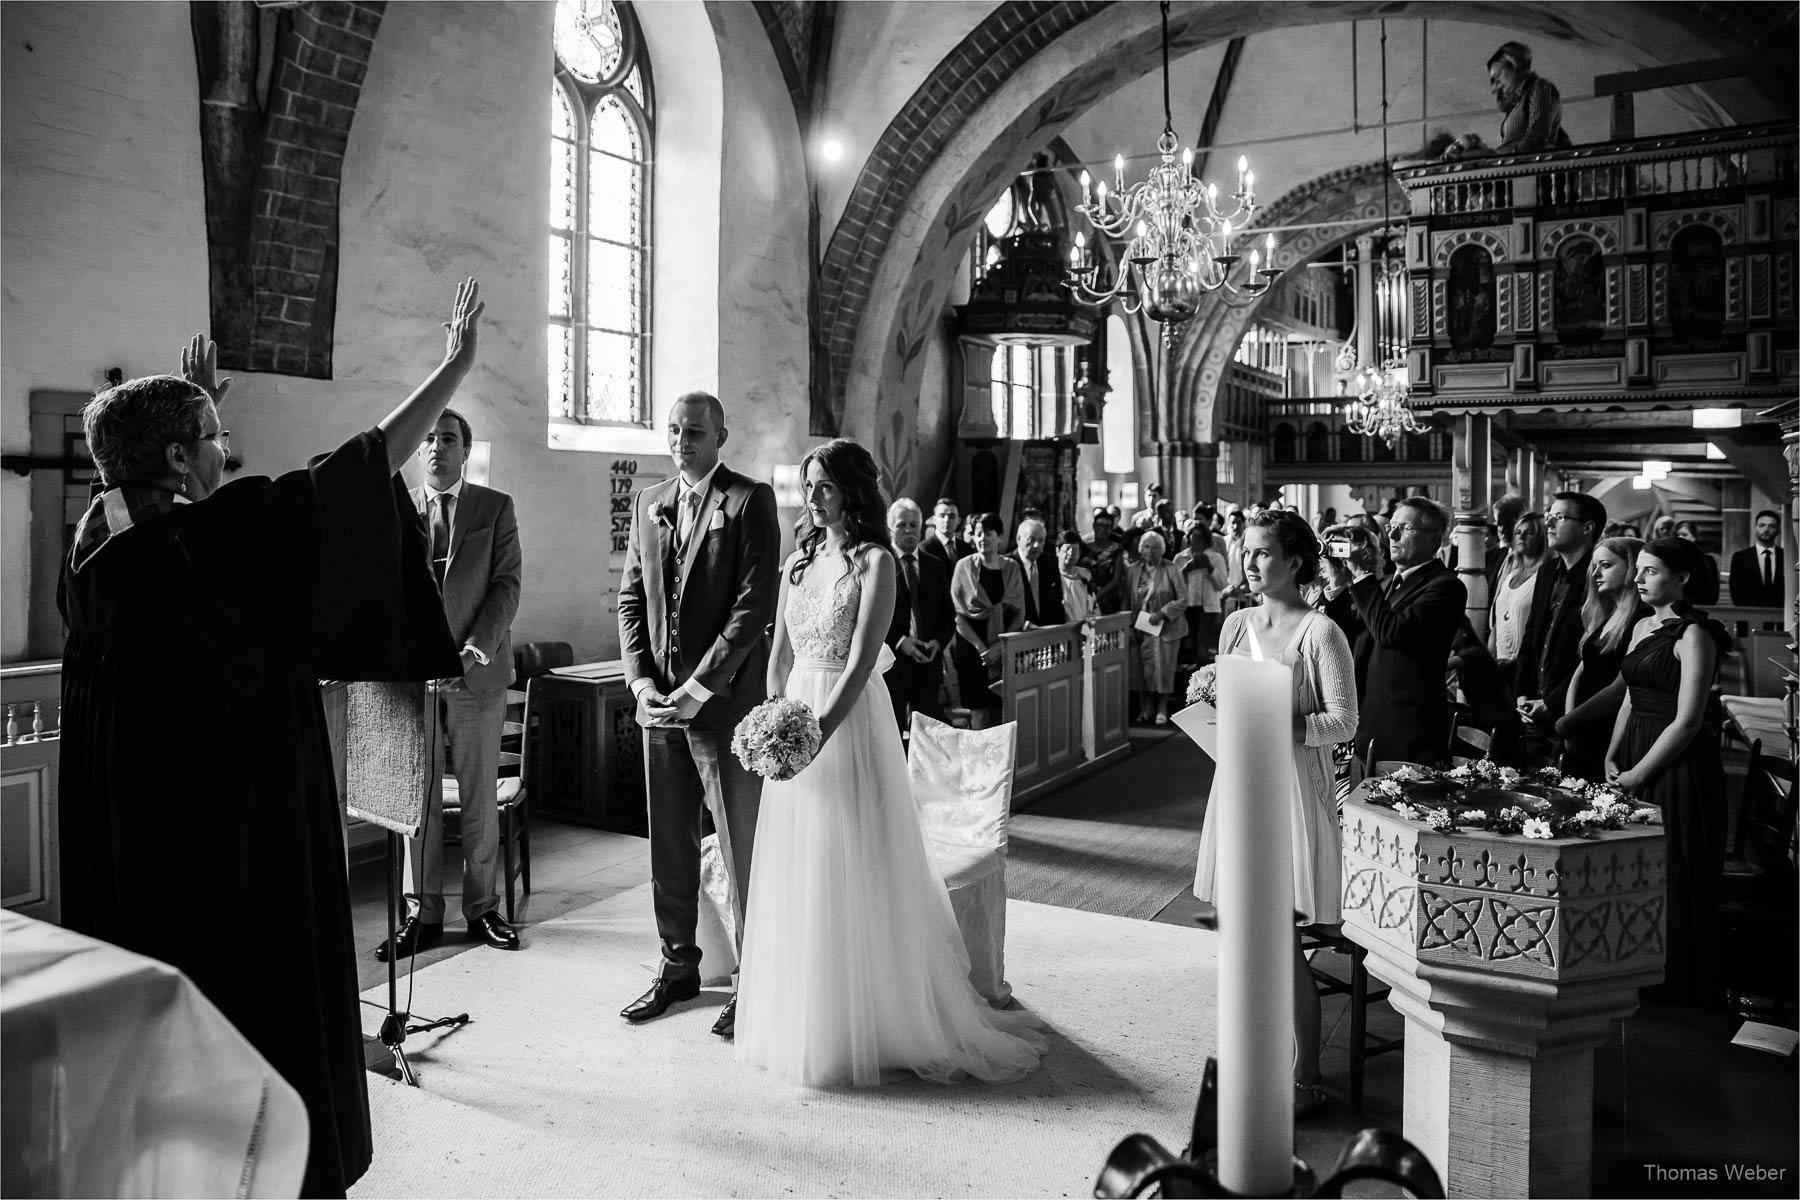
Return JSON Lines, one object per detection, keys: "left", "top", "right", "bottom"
{"left": 441, "top": 277, "right": 485, "bottom": 372}
{"left": 178, "top": 333, "right": 232, "bottom": 406}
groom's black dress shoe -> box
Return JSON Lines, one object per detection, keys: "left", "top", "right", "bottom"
{"left": 621, "top": 976, "right": 701, "bottom": 1023}
{"left": 711, "top": 994, "right": 737, "bottom": 1039}
{"left": 374, "top": 917, "right": 443, "bottom": 962}
{"left": 466, "top": 911, "right": 520, "bottom": 950}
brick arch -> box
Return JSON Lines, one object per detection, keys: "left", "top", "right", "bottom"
{"left": 1171, "top": 161, "right": 1403, "bottom": 444}
{"left": 196, "top": 1, "right": 387, "bottom": 378}
{"left": 821, "top": 0, "right": 1791, "bottom": 477}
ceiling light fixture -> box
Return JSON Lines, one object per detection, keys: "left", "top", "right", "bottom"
{"left": 1342, "top": 19, "right": 1419, "bottom": 448}
{"left": 1064, "top": 1, "right": 1278, "bottom": 340}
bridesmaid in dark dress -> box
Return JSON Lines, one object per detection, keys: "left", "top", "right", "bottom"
{"left": 949, "top": 512, "right": 1025, "bottom": 729}
{"left": 1557, "top": 537, "right": 1648, "bottom": 780}
{"left": 1605, "top": 537, "right": 1732, "bottom": 1008}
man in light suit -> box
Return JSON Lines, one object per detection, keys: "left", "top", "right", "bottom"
{"left": 617, "top": 392, "right": 779, "bottom": 1039}
{"left": 885, "top": 498, "right": 954, "bottom": 732}
{"left": 1729, "top": 510, "right": 1785, "bottom": 607}
{"left": 1323, "top": 496, "right": 1466, "bottom": 767}
{"left": 377, "top": 408, "right": 523, "bottom": 960}
{"left": 1012, "top": 516, "right": 1066, "bottom": 627}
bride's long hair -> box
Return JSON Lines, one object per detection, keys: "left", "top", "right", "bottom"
{"left": 789, "top": 439, "right": 893, "bottom": 584}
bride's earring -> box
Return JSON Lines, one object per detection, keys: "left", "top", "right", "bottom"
{"left": 178, "top": 473, "right": 189, "bottom": 496}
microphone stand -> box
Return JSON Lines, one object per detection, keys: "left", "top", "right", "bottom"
{"left": 372, "top": 831, "right": 468, "bottom": 1084}
{"left": 367, "top": 683, "right": 470, "bottom": 1086}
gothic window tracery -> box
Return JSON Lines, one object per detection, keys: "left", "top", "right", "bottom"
{"left": 551, "top": 0, "right": 653, "bottom": 437}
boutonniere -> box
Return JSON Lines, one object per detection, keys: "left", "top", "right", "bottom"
{"left": 649, "top": 500, "right": 675, "bottom": 530}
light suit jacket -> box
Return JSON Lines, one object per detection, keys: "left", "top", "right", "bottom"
{"left": 413, "top": 482, "right": 521, "bottom": 696}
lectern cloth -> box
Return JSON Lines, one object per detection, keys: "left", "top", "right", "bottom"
{"left": 56, "top": 429, "right": 460, "bottom": 1197}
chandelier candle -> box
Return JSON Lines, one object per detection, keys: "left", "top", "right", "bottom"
{"left": 1212, "top": 650, "right": 1295, "bottom": 1195}
{"left": 1065, "top": 0, "right": 1281, "bottom": 332}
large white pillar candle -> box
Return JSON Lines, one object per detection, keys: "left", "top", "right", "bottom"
{"left": 1212, "top": 652, "right": 1295, "bottom": 1195}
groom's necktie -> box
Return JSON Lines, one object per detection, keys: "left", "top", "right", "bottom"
{"left": 1765, "top": 548, "right": 1775, "bottom": 590}
{"left": 678, "top": 488, "right": 701, "bottom": 550}
{"left": 429, "top": 492, "right": 453, "bottom": 589}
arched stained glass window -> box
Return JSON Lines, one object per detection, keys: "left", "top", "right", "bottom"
{"left": 551, "top": 0, "right": 653, "bottom": 438}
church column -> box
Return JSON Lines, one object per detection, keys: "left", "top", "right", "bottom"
{"left": 1355, "top": 234, "right": 1379, "bottom": 368}
{"left": 1189, "top": 441, "right": 1219, "bottom": 510}
{"left": 1452, "top": 411, "right": 1494, "bottom": 639}
{"left": 1504, "top": 443, "right": 1541, "bottom": 509}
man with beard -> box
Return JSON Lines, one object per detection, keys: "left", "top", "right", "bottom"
{"left": 1441, "top": 41, "right": 1566, "bottom": 160}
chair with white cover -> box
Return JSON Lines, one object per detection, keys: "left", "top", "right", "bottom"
{"left": 906, "top": 712, "right": 1018, "bottom": 1006}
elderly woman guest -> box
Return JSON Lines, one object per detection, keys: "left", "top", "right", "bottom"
{"left": 950, "top": 511, "right": 1026, "bottom": 729}
{"left": 1442, "top": 41, "right": 1566, "bottom": 160}
{"left": 1057, "top": 529, "right": 1095, "bottom": 623}
{"left": 58, "top": 283, "right": 483, "bottom": 1198}
{"left": 1127, "top": 530, "right": 1188, "bottom": 725}
{"left": 1194, "top": 510, "right": 1358, "bottom": 1116}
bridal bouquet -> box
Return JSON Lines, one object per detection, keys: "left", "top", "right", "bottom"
{"left": 732, "top": 697, "right": 822, "bottom": 781}
{"left": 1185, "top": 663, "right": 1218, "bottom": 708}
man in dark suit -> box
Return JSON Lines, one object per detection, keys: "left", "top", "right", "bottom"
{"left": 1012, "top": 516, "right": 1066, "bottom": 627}
{"left": 617, "top": 392, "right": 779, "bottom": 1038}
{"left": 884, "top": 498, "right": 954, "bottom": 732}
{"left": 1323, "top": 496, "right": 1466, "bottom": 767}
{"left": 921, "top": 496, "right": 974, "bottom": 570}
{"left": 379, "top": 407, "right": 523, "bottom": 960}
{"left": 1729, "top": 510, "right": 1785, "bottom": 607}
{"left": 1513, "top": 491, "right": 1604, "bottom": 764}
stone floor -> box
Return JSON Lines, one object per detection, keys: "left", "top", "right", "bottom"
{"left": 348, "top": 731, "right": 1798, "bottom": 1198}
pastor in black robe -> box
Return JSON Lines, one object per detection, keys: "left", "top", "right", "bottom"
{"left": 58, "top": 429, "right": 460, "bottom": 1198}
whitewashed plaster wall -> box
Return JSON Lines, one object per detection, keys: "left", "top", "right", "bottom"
{"left": 0, "top": 0, "right": 815, "bottom": 665}
{"left": 0, "top": 2, "right": 211, "bottom": 662}
{"left": 706, "top": 1, "right": 814, "bottom": 505}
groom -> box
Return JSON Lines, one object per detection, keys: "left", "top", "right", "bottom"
{"left": 617, "top": 391, "right": 780, "bottom": 1038}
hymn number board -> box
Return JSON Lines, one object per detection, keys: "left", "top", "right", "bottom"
{"left": 605, "top": 454, "right": 673, "bottom": 593}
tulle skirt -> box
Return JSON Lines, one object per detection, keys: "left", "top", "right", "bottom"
{"left": 735, "top": 658, "right": 1046, "bottom": 1087}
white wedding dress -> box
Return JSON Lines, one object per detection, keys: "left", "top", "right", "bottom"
{"left": 735, "top": 551, "right": 1046, "bottom": 1087}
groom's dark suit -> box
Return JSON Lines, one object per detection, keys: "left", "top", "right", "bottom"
{"left": 618, "top": 463, "right": 779, "bottom": 982}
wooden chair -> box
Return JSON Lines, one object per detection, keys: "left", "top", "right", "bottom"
{"left": 1448, "top": 722, "right": 1493, "bottom": 767}
{"left": 1298, "top": 924, "right": 1404, "bottom": 1110}
{"left": 512, "top": 640, "right": 575, "bottom": 684}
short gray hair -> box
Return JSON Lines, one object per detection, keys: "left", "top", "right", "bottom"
{"left": 887, "top": 498, "right": 923, "bottom": 523}
{"left": 1138, "top": 530, "right": 1167, "bottom": 557}
{"left": 83, "top": 374, "right": 211, "bottom": 488}
{"left": 1016, "top": 517, "right": 1046, "bottom": 540}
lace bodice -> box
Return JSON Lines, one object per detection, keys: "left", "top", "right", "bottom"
{"left": 787, "top": 558, "right": 861, "bottom": 661}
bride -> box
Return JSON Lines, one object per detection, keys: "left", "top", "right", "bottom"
{"left": 734, "top": 438, "right": 1046, "bottom": 1088}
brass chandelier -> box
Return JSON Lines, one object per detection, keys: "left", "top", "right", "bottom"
{"left": 1342, "top": 19, "right": 1419, "bottom": 447}
{"left": 1065, "top": 1, "right": 1280, "bottom": 337}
